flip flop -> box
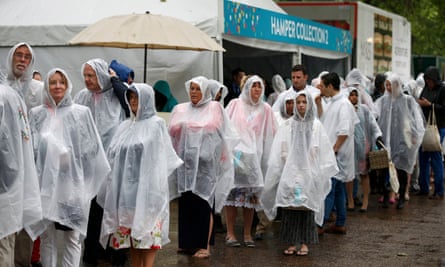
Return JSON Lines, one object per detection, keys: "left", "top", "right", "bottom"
{"left": 193, "top": 249, "right": 210, "bottom": 259}
{"left": 296, "top": 249, "right": 309, "bottom": 256}
{"left": 283, "top": 247, "right": 297, "bottom": 256}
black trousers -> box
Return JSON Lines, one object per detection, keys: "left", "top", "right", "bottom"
{"left": 83, "top": 197, "right": 127, "bottom": 266}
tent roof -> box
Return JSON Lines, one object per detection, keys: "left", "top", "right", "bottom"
{"left": 0, "top": 0, "right": 285, "bottom": 26}
{"left": 0, "top": 0, "right": 285, "bottom": 46}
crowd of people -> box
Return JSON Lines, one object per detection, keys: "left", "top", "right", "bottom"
{"left": 0, "top": 41, "right": 443, "bottom": 267}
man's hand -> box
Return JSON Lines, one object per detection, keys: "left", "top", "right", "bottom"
{"left": 417, "top": 97, "right": 432, "bottom": 107}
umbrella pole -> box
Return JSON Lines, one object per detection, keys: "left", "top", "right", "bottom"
{"left": 143, "top": 44, "right": 147, "bottom": 82}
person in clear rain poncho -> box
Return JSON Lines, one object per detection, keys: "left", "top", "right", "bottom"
{"left": 261, "top": 91, "right": 337, "bottom": 256}
{"left": 0, "top": 82, "right": 42, "bottom": 267}
{"left": 168, "top": 76, "right": 239, "bottom": 258}
{"left": 267, "top": 74, "right": 287, "bottom": 106}
{"left": 346, "top": 87, "right": 383, "bottom": 212}
{"left": 5, "top": 42, "right": 44, "bottom": 267}
{"left": 73, "top": 58, "right": 126, "bottom": 266}
{"left": 100, "top": 83, "right": 182, "bottom": 267}
{"left": 345, "top": 68, "right": 378, "bottom": 118}
{"left": 28, "top": 68, "right": 110, "bottom": 267}
{"left": 208, "top": 79, "right": 228, "bottom": 105}
{"left": 5, "top": 42, "right": 43, "bottom": 111}
{"left": 224, "top": 75, "right": 277, "bottom": 248}
{"left": 273, "top": 89, "right": 297, "bottom": 126}
{"left": 376, "top": 73, "right": 425, "bottom": 209}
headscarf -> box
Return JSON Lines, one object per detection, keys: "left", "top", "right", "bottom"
{"left": 101, "top": 83, "right": 182, "bottom": 247}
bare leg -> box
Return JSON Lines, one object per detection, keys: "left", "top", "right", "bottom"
{"left": 346, "top": 181, "right": 355, "bottom": 209}
{"left": 141, "top": 249, "right": 157, "bottom": 267}
{"left": 405, "top": 173, "right": 412, "bottom": 200}
{"left": 131, "top": 248, "right": 142, "bottom": 267}
{"left": 225, "top": 206, "right": 238, "bottom": 240}
{"left": 360, "top": 174, "right": 370, "bottom": 210}
{"left": 242, "top": 207, "right": 254, "bottom": 241}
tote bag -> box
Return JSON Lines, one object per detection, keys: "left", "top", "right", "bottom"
{"left": 422, "top": 104, "right": 441, "bottom": 152}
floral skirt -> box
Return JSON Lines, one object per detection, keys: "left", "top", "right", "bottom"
{"left": 109, "top": 220, "right": 163, "bottom": 250}
{"left": 225, "top": 187, "right": 261, "bottom": 209}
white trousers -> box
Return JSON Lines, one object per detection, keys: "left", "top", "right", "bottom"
{"left": 40, "top": 223, "right": 82, "bottom": 267}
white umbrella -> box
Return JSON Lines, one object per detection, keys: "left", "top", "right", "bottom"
{"left": 69, "top": 11, "right": 225, "bottom": 82}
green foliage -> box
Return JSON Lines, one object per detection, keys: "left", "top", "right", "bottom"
{"left": 362, "top": 0, "right": 445, "bottom": 56}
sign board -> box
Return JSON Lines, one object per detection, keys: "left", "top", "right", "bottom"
{"left": 224, "top": 0, "right": 352, "bottom": 54}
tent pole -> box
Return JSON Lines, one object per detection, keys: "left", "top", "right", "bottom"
{"left": 144, "top": 44, "right": 147, "bottom": 82}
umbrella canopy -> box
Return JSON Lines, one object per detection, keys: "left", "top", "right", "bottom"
{"left": 69, "top": 12, "right": 224, "bottom": 81}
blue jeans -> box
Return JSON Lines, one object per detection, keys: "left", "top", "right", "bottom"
{"left": 418, "top": 128, "right": 445, "bottom": 196}
{"left": 324, "top": 178, "right": 346, "bottom": 227}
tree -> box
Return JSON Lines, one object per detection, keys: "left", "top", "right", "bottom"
{"left": 363, "top": 0, "right": 445, "bottom": 55}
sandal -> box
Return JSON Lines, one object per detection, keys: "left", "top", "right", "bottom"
{"left": 225, "top": 239, "right": 241, "bottom": 247}
{"left": 296, "top": 249, "right": 309, "bottom": 256}
{"left": 193, "top": 249, "right": 210, "bottom": 259}
{"left": 244, "top": 240, "right": 256, "bottom": 248}
{"left": 283, "top": 246, "right": 297, "bottom": 256}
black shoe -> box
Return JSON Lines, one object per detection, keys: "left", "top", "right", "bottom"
{"left": 31, "top": 262, "right": 43, "bottom": 267}
{"left": 214, "top": 224, "right": 226, "bottom": 233}
{"left": 254, "top": 232, "right": 264, "bottom": 240}
{"left": 397, "top": 199, "right": 405, "bottom": 209}
{"left": 354, "top": 197, "right": 362, "bottom": 206}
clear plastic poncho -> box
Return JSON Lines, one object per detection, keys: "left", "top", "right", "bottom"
{"left": 260, "top": 91, "right": 338, "bottom": 225}
{"left": 208, "top": 79, "right": 228, "bottom": 105}
{"left": 6, "top": 42, "right": 43, "bottom": 110}
{"left": 345, "top": 68, "right": 378, "bottom": 118}
{"left": 226, "top": 75, "right": 277, "bottom": 187}
{"left": 28, "top": 68, "right": 110, "bottom": 238}
{"left": 73, "top": 58, "right": 125, "bottom": 151}
{"left": 348, "top": 87, "right": 382, "bottom": 175}
{"left": 168, "top": 76, "right": 239, "bottom": 213}
{"left": 0, "top": 83, "right": 42, "bottom": 240}
{"left": 101, "top": 83, "right": 182, "bottom": 247}
{"left": 320, "top": 89, "right": 359, "bottom": 182}
{"left": 267, "top": 74, "right": 286, "bottom": 106}
{"left": 376, "top": 73, "right": 425, "bottom": 173}
{"left": 272, "top": 85, "right": 320, "bottom": 113}
{"left": 273, "top": 89, "right": 297, "bottom": 126}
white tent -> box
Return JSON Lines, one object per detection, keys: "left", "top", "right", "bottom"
{"left": 0, "top": 0, "right": 348, "bottom": 102}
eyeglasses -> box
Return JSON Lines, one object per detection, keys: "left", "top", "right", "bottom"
{"left": 14, "top": 52, "right": 32, "bottom": 61}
